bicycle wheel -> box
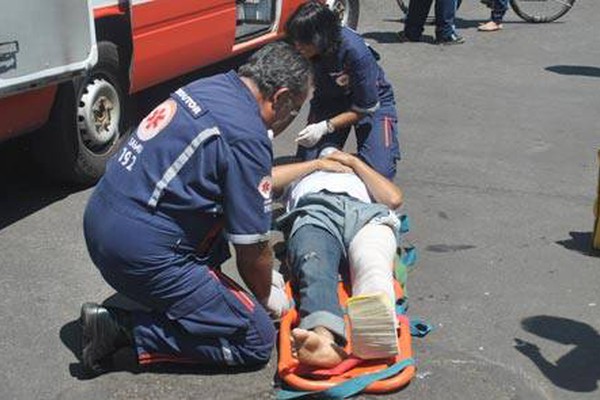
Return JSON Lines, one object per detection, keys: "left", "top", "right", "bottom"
{"left": 396, "top": 0, "right": 409, "bottom": 14}
{"left": 510, "top": 0, "right": 575, "bottom": 23}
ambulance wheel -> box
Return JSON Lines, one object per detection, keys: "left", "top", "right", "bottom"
{"left": 326, "top": 0, "right": 359, "bottom": 30}
{"left": 33, "top": 41, "right": 130, "bottom": 185}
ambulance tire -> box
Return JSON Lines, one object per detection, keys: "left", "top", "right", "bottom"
{"left": 33, "top": 41, "right": 130, "bottom": 185}
{"left": 327, "top": 0, "right": 360, "bottom": 30}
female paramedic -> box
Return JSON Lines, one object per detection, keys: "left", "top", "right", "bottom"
{"left": 286, "top": 1, "right": 401, "bottom": 179}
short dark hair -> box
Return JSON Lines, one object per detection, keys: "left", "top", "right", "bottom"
{"left": 238, "top": 41, "right": 312, "bottom": 99}
{"left": 285, "top": 1, "right": 342, "bottom": 57}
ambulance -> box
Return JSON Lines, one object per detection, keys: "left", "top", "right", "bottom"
{"left": 0, "top": 0, "right": 358, "bottom": 183}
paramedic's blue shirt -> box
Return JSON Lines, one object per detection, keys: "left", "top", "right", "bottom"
{"left": 311, "top": 27, "right": 394, "bottom": 114}
{"left": 97, "top": 71, "right": 273, "bottom": 254}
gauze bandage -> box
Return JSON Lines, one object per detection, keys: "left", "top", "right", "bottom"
{"left": 347, "top": 224, "right": 399, "bottom": 359}
{"left": 348, "top": 223, "right": 397, "bottom": 308}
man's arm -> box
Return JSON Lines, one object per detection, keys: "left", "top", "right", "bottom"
{"left": 272, "top": 159, "right": 352, "bottom": 197}
{"left": 325, "top": 151, "right": 403, "bottom": 209}
{"left": 234, "top": 241, "right": 273, "bottom": 301}
{"left": 328, "top": 110, "right": 364, "bottom": 132}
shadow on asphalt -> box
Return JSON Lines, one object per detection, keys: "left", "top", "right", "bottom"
{"left": 545, "top": 65, "right": 600, "bottom": 78}
{"left": 514, "top": 315, "right": 600, "bottom": 392}
{"left": 0, "top": 138, "right": 87, "bottom": 231}
{"left": 60, "top": 292, "right": 267, "bottom": 381}
{"left": 362, "top": 31, "right": 437, "bottom": 44}
{"left": 555, "top": 231, "right": 600, "bottom": 258}
{"left": 380, "top": 17, "right": 489, "bottom": 28}
{"left": 454, "top": 17, "right": 487, "bottom": 29}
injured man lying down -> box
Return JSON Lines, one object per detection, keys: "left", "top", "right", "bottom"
{"left": 272, "top": 147, "right": 404, "bottom": 368}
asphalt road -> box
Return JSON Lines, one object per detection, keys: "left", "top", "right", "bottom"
{"left": 1, "top": 1, "right": 599, "bottom": 399}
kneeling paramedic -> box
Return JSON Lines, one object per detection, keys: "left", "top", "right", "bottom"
{"left": 80, "top": 42, "right": 312, "bottom": 373}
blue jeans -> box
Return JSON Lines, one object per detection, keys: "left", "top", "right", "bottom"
{"left": 287, "top": 225, "right": 347, "bottom": 344}
{"left": 491, "top": 0, "right": 509, "bottom": 23}
{"left": 405, "top": 0, "right": 458, "bottom": 39}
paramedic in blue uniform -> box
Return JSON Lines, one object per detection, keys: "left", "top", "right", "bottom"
{"left": 286, "top": 1, "right": 400, "bottom": 180}
{"left": 79, "top": 42, "right": 312, "bottom": 374}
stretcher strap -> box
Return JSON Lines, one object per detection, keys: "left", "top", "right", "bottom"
{"left": 401, "top": 245, "right": 417, "bottom": 268}
{"left": 409, "top": 318, "right": 433, "bottom": 338}
{"left": 276, "top": 358, "right": 415, "bottom": 400}
{"left": 305, "top": 355, "right": 363, "bottom": 377}
{"left": 397, "top": 307, "right": 433, "bottom": 338}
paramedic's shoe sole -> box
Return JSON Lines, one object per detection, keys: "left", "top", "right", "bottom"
{"left": 80, "top": 302, "right": 132, "bottom": 374}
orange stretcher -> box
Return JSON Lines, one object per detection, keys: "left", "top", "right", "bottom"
{"left": 277, "top": 279, "right": 416, "bottom": 394}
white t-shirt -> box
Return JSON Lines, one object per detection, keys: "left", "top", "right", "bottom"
{"left": 286, "top": 170, "right": 372, "bottom": 211}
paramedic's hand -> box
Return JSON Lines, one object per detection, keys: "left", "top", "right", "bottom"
{"left": 261, "top": 270, "right": 290, "bottom": 319}
{"left": 296, "top": 121, "right": 329, "bottom": 148}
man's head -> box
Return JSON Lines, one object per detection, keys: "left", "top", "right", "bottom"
{"left": 318, "top": 146, "right": 341, "bottom": 158}
{"left": 238, "top": 41, "right": 313, "bottom": 136}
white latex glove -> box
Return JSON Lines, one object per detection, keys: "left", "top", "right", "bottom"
{"left": 272, "top": 268, "right": 285, "bottom": 289}
{"left": 260, "top": 269, "right": 291, "bottom": 319}
{"left": 296, "top": 120, "right": 330, "bottom": 148}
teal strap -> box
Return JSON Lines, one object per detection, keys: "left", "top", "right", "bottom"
{"left": 395, "top": 298, "right": 408, "bottom": 315}
{"left": 399, "top": 214, "right": 410, "bottom": 233}
{"left": 276, "top": 358, "right": 415, "bottom": 400}
{"left": 393, "top": 253, "right": 408, "bottom": 288}
{"left": 401, "top": 246, "right": 417, "bottom": 268}
{"left": 410, "top": 318, "right": 432, "bottom": 337}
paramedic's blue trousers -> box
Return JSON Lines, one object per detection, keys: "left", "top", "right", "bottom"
{"left": 83, "top": 192, "right": 275, "bottom": 367}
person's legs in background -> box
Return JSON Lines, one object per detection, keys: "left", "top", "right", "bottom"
{"left": 401, "top": 0, "right": 435, "bottom": 41}
{"left": 478, "top": 0, "right": 509, "bottom": 31}
{"left": 435, "top": 0, "right": 464, "bottom": 44}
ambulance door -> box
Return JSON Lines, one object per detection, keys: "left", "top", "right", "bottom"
{"left": 129, "top": 0, "right": 236, "bottom": 92}
{"left": 0, "top": 0, "right": 96, "bottom": 97}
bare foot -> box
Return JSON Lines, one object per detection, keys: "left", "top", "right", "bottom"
{"left": 292, "top": 327, "right": 347, "bottom": 368}
{"left": 478, "top": 21, "right": 503, "bottom": 32}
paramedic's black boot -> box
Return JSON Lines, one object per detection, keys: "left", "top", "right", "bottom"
{"left": 80, "top": 302, "right": 133, "bottom": 374}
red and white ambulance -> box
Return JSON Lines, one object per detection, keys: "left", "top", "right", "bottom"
{"left": 0, "top": 0, "right": 358, "bottom": 183}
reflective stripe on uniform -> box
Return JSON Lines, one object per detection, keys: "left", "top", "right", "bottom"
{"left": 219, "top": 337, "right": 236, "bottom": 366}
{"left": 226, "top": 232, "right": 270, "bottom": 245}
{"left": 148, "top": 127, "right": 221, "bottom": 208}
{"left": 351, "top": 101, "right": 380, "bottom": 114}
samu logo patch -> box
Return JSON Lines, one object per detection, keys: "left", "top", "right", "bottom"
{"left": 258, "top": 176, "right": 272, "bottom": 200}
{"left": 137, "top": 99, "right": 177, "bottom": 141}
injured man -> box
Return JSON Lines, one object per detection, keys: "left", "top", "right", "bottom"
{"left": 272, "top": 148, "right": 404, "bottom": 368}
